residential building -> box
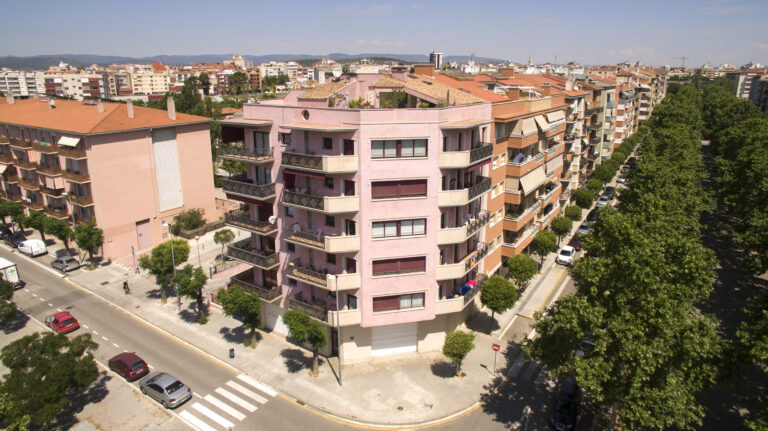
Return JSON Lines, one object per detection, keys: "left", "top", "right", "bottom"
{"left": 748, "top": 74, "right": 768, "bottom": 112}
{"left": 43, "top": 72, "right": 109, "bottom": 100}
{"left": 0, "top": 70, "right": 45, "bottom": 98}
{"left": 429, "top": 51, "right": 444, "bottom": 69}
{"left": 129, "top": 72, "right": 170, "bottom": 95}
{"left": 0, "top": 96, "right": 216, "bottom": 263}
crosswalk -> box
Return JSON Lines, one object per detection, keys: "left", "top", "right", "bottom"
{"left": 506, "top": 353, "right": 555, "bottom": 388}
{"left": 178, "top": 374, "right": 277, "bottom": 431}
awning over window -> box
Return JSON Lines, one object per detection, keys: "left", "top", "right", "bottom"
{"left": 511, "top": 118, "right": 537, "bottom": 136}
{"left": 546, "top": 111, "right": 565, "bottom": 123}
{"left": 284, "top": 168, "right": 324, "bottom": 179}
{"left": 534, "top": 115, "right": 549, "bottom": 131}
{"left": 0, "top": 164, "right": 8, "bottom": 174}
{"left": 57, "top": 136, "right": 81, "bottom": 147}
{"left": 520, "top": 166, "right": 546, "bottom": 195}
{"left": 467, "top": 159, "right": 491, "bottom": 172}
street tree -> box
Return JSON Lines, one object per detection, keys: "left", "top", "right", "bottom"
{"left": 0, "top": 392, "right": 30, "bottom": 431}
{"left": 213, "top": 228, "right": 235, "bottom": 261}
{"left": 228, "top": 72, "right": 248, "bottom": 95}
{"left": 738, "top": 293, "right": 768, "bottom": 430}
{"left": 282, "top": 309, "right": 328, "bottom": 376}
{"left": 217, "top": 284, "right": 262, "bottom": 347}
{"left": 479, "top": 275, "right": 519, "bottom": 320}
{"left": 506, "top": 253, "right": 538, "bottom": 289}
{"left": 173, "top": 264, "right": 208, "bottom": 323}
{"left": 564, "top": 205, "right": 582, "bottom": 221}
{"left": 572, "top": 188, "right": 594, "bottom": 209}
{"left": 23, "top": 211, "right": 48, "bottom": 242}
{"left": 531, "top": 230, "right": 557, "bottom": 265}
{"left": 199, "top": 73, "right": 211, "bottom": 95}
{"left": 74, "top": 222, "right": 104, "bottom": 266}
{"left": 0, "top": 280, "right": 17, "bottom": 321}
{"left": 0, "top": 332, "right": 98, "bottom": 426}
{"left": 586, "top": 178, "right": 604, "bottom": 195}
{"left": 442, "top": 331, "right": 476, "bottom": 377}
{"left": 550, "top": 216, "right": 573, "bottom": 245}
{"left": 0, "top": 201, "right": 23, "bottom": 232}
{"left": 138, "top": 239, "right": 190, "bottom": 303}
{"left": 46, "top": 218, "right": 74, "bottom": 254}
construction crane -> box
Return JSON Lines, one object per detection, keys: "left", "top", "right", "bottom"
{"left": 672, "top": 56, "right": 690, "bottom": 68}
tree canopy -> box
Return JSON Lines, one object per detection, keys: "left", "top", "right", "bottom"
{"left": 217, "top": 284, "right": 262, "bottom": 347}
{"left": 506, "top": 253, "right": 538, "bottom": 289}
{"left": 442, "top": 331, "right": 476, "bottom": 376}
{"left": 138, "top": 239, "right": 190, "bottom": 302}
{"left": 73, "top": 222, "right": 104, "bottom": 266}
{"left": 173, "top": 264, "right": 208, "bottom": 323}
{"left": 531, "top": 230, "right": 557, "bottom": 264}
{"left": 282, "top": 309, "right": 327, "bottom": 375}
{"left": 479, "top": 275, "right": 519, "bottom": 320}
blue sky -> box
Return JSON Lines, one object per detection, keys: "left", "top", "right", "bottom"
{"left": 2, "top": 0, "right": 766, "bottom": 67}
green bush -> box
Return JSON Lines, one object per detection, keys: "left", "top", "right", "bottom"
{"left": 592, "top": 166, "right": 614, "bottom": 182}
{"left": 573, "top": 188, "right": 594, "bottom": 209}
{"left": 214, "top": 176, "right": 223, "bottom": 188}
{"left": 605, "top": 159, "right": 620, "bottom": 173}
{"left": 612, "top": 151, "right": 627, "bottom": 163}
{"left": 174, "top": 208, "right": 206, "bottom": 231}
{"left": 565, "top": 205, "right": 582, "bottom": 221}
{"left": 587, "top": 178, "right": 604, "bottom": 194}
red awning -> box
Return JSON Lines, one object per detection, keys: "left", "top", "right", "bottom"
{"left": 284, "top": 168, "right": 325, "bottom": 179}
{"left": 225, "top": 194, "right": 263, "bottom": 205}
{"left": 467, "top": 159, "right": 491, "bottom": 172}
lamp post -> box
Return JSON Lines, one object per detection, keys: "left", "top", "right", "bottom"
{"left": 195, "top": 235, "right": 202, "bottom": 268}
{"left": 161, "top": 221, "right": 179, "bottom": 311}
{"left": 326, "top": 274, "right": 341, "bottom": 386}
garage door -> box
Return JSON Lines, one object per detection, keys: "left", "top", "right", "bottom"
{"left": 265, "top": 310, "right": 289, "bottom": 336}
{"left": 371, "top": 323, "right": 417, "bottom": 357}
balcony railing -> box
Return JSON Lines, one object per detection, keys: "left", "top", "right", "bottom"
{"left": 58, "top": 146, "right": 87, "bottom": 159}
{"left": 226, "top": 239, "right": 279, "bottom": 270}
{"left": 286, "top": 261, "right": 329, "bottom": 289}
{"left": 23, "top": 201, "right": 44, "bottom": 211}
{"left": 9, "top": 139, "right": 31, "bottom": 149}
{"left": 61, "top": 170, "right": 91, "bottom": 182}
{"left": 44, "top": 207, "right": 69, "bottom": 219}
{"left": 17, "top": 178, "right": 39, "bottom": 190}
{"left": 224, "top": 210, "right": 278, "bottom": 235}
{"left": 2, "top": 192, "right": 22, "bottom": 202}
{"left": 469, "top": 143, "right": 493, "bottom": 163}
{"left": 0, "top": 154, "right": 13, "bottom": 164}
{"left": 506, "top": 200, "right": 541, "bottom": 223}
{"left": 464, "top": 273, "right": 488, "bottom": 305}
{"left": 2, "top": 173, "right": 18, "bottom": 184}
{"left": 439, "top": 143, "right": 493, "bottom": 169}
{"left": 40, "top": 186, "right": 64, "bottom": 197}
{"left": 14, "top": 160, "right": 37, "bottom": 170}
{"left": 70, "top": 195, "right": 94, "bottom": 206}
{"left": 36, "top": 164, "right": 62, "bottom": 176}
{"left": 219, "top": 145, "right": 274, "bottom": 164}
{"left": 467, "top": 210, "right": 490, "bottom": 236}
{"left": 282, "top": 189, "right": 359, "bottom": 213}
{"left": 287, "top": 295, "right": 328, "bottom": 322}
{"left": 222, "top": 176, "right": 276, "bottom": 201}
{"left": 227, "top": 270, "right": 281, "bottom": 301}
{"left": 281, "top": 151, "right": 358, "bottom": 173}
{"left": 468, "top": 176, "right": 492, "bottom": 200}
{"left": 31, "top": 142, "right": 58, "bottom": 154}
{"left": 284, "top": 227, "right": 325, "bottom": 249}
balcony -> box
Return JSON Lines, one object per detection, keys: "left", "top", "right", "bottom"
{"left": 58, "top": 146, "right": 87, "bottom": 159}
{"left": 23, "top": 200, "right": 44, "bottom": 211}
{"left": 503, "top": 225, "right": 539, "bottom": 250}
{"left": 2, "top": 172, "right": 18, "bottom": 184}
{"left": 506, "top": 152, "right": 544, "bottom": 177}
{"left": 44, "top": 207, "right": 69, "bottom": 219}
{"left": 436, "top": 211, "right": 490, "bottom": 245}
{"left": 283, "top": 227, "right": 360, "bottom": 253}
{"left": 222, "top": 176, "right": 276, "bottom": 201}
{"left": 438, "top": 143, "right": 493, "bottom": 169}
{"left": 286, "top": 295, "right": 328, "bottom": 322}
{"left": 0, "top": 154, "right": 13, "bottom": 164}
{"left": 227, "top": 269, "right": 281, "bottom": 301}
{"left": 286, "top": 260, "right": 361, "bottom": 290}
{"left": 282, "top": 189, "right": 359, "bottom": 214}
{"left": 219, "top": 145, "right": 274, "bottom": 165}
{"left": 70, "top": 195, "right": 95, "bottom": 207}
{"left": 438, "top": 176, "right": 491, "bottom": 207}
{"left": 62, "top": 170, "right": 91, "bottom": 183}
{"left": 546, "top": 142, "right": 565, "bottom": 160}
{"left": 328, "top": 309, "right": 362, "bottom": 326}
{"left": 31, "top": 142, "right": 58, "bottom": 154}
{"left": 14, "top": 160, "right": 37, "bottom": 171}
{"left": 17, "top": 178, "right": 39, "bottom": 190}
{"left": 2, "top": 191, "right": 22, "bottom": 202}
{"left": 36, "top": 164, "right": 62, "bottom": 176}
{"left": 224, "top": 210, "right": 278, "bottom": 235}
{"left": 281, "top": 151, "right": 358, "bottom": 174}
{"left": 435, "top": 243, "right": 489, "bottom": 281}
{"left": 226, "top": 239, "right": 279, "bottom": 270}
{"left": 9, "top": 139, "right": 31, "bottom": 149}
{"left": 40, "top": 186, "right": 64, "bottom": 197}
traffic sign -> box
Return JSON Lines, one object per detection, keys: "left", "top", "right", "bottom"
{"left": 492, "top": 343, "right": 500, "bottom": 352}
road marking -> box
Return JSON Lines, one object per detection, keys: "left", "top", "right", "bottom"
{"left": 521, "top": 363, "right": 538, "bottom": 381}
{"left": 57, "top": 308, "right": 62, "bottom": 312}
{"left": 112, "top": 343, "right": 119, "bottom": 348}
{"left": 39, "top": 298, "right": 44, "bottom": 302}
{"left": 236, "top": 374, "right": 278, "bottom": 397}
{"left": 101, "top": 336, "right": 108, "bottom": 341}
{"left": 148, "top": 364, "right": 154, "bottom": 369}
{"left": 527, "top": 328, "right": 537, "bottom": 340}
{"left": 178, "top": 410, "right": 217, "bottom": 431}
{"left": 226, "top": 380, "right": 267, "bottom": 404}
{"left": 215, "top": 388, "right": 257, "bottom": 412}
{"left": 47, "top": 303, "right": 53, "bottom": 307}
{"left": 83, "top": 324, "right": 88, "bottom": 328}
{"left": 32, "top": 293, "right": 37, "bottom": 297}
{"left": 507, "top": 354, "right": 527, "bottom": 378}
{"left": 24, "top": 288, "right": 29, "bottom": 292}
{"left": 192, "top": 392, "right": 202, "bottom": 399}
{"left": 535, "top": 269, "right": 567, "bottom": 314}
{"left": 92, "top": 330, "right": 98, "bottom": 335}
{"left": 204, "top": 394, "right": 246, "bottom": 421}
{"left": 191, "top": 402, "right": 235, "bottom": 429}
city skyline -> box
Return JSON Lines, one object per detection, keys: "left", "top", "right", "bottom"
{"left": 1, "top": 0, "right": 766, "bottom": 67}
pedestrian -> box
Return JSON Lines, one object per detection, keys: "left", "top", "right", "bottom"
{"left": 123, "top": 281, "right": 130, "bottom": 294}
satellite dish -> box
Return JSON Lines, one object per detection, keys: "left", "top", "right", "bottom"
{"left": 332, "top": 67, "right": 342, "bottom": 78}
{"left": 268, "top": 215, "right": 277, "bottom": 225}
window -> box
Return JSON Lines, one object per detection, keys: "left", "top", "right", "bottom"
{"left": 372, "top": 293, "right": 425, "bottom": 312}
{"left": 372, "top": 219, "right": 426, "bottom": 238}
{"left": 372, "top": 256, "right": 426, "bottom": 276}
{"left": 324, "top": 176, "right": 334, "bottom": 189}
{"left": 371, "top": 180, "right": 427, "bottom": 199}
{"left": 323, "top": 137, "right": 333, "bottom": 150}
{"left": 287, "top": 243, "right": 295, "bottom": 252}
{"left": 371, "top": 139, "right": 427, "bottom": 159}
{"left": 325, "top": 215, "right": 335, "bottom": 227}
{"left": 286, "top": 207, "right": 294, "bottom": 217}
{"left": 280, "top": 133, "right": 291, "bottom": 146}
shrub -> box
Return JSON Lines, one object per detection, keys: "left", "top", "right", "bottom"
{"left": 214, "top": 176, "right": 223, "bottom": 188}
{"left": 612, "top": 151, "right": 627, "bottom": 163}
{"left": 565, "top": 205, "right": 582, "bottom": 221}
{"left": 587, "top": 178, "right": 604, "bottom": 194}
{"left": 573, "top": 188, "right": 594, "bottom": 209}
{"left": 174, "top": 208, "right": 206, "bottom": 231}
{"left": 592, "top": 166, "right": 614, "bottom": 182}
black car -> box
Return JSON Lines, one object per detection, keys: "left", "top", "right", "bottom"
{"left": 586, "top": 208, "right": 600, "bottom": 224}
{"left": 0, "top": 226, "right": 12, "bottom": 239}
{"left": 4, "top": 232, "right": 26, "bottom": 248}
{"left": 604, "top": 186, "right": 616, "bottom": 198}
{"left": 551, "top": 379, "right": 581, "bottom": 430}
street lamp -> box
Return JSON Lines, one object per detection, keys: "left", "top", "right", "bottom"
{"left": 194, "top": 235, "right": 202, "bottom": 268}
{"left": 161, "top": 221, "right": 179, "bottom": 311}
{"left": 326, "top": 274, "right": 342, "bottom": 386}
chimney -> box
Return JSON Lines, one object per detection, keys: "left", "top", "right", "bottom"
{"left": 5, "top": 94, "right": 14, "bottom": 105}
{"left": 97, "top": 100, "right": 104, "bottom": 113}
{"left": 541, "top": 83, "right": 551, "bottom": 97}
{"left": 167, "top": 97, "right": 176, "bottom": 120}
{"left": 565, "top": 79, "right": 574, "bottom": 91}
{"left": 499, "top": 68, "right": 515, "bottom": 77}
{"left": 506, "top": 88, "right": 520, "bottom": 100}
{"left": 127, "top": 100, "right": 134, "bottom": 119}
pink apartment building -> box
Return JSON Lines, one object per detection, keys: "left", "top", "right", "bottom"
{"left": 0, "top": 96, "right": 217, "bottom": 263}
{"left": 220, "top": 72, "right": 497, "bottom": 362}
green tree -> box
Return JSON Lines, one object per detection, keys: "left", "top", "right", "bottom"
{"left": 479, "top": 275, "right": 519, "bottom": 320}
{"left": 23, "top": 211, "right": 48, "bottom": 242}
{"left": 46, "top": 218, "right": 73, "bottom": 254}
{"left": 228, "top": 72, "right": 248, "bottom": 95}
{"left": 199, "top": 73, "right": 211, "bottom": 95}
{"left": 442, "top": 331, "right": 476, "bottom": 376}
{"left": 74, "top": 222, "right": 104, "bottom": 266}
{"left": 138, "top": 239, "right": 190, "bottom": 303}
{"left": 213, "top": 228, "right": 235, "bottom": 261}
{"left": 586, "top": 178, "right": 604, "bottom": 194}
{"left": 220, "top": 159, "right": 246, "bottom": 177}
{"left": 173, "top": 208, "right": 206, "bottom": 231}
{"left": 0, "top": 280, "right": 17, "bottom": 321}
{"left": 0, "top": 332, "right": 98, "bottom": 426}
{"left": 217, "top": 284, "right": 262, "bottom": 347}
{"left": 564, "top": 205, "right": 582, "bottom": 221}
{"left": 0, "top": 392, "right": 30, "bottom": 431}
{"left": 506, "top": 253, "right": 538, "bottom": 289}
{"left": 282, "top": 309, "right": 328, "bottom": 376}
{"left": 550, "top": 216, "right": 573, "bottom": 245}
{"left": 0, "top": 201, "right": 23, "bottom": 232}
{"left": 572, "top": 188, "right": 594, "bottom": 209}
{"left": 531, "top": 230, "right": 557, "bottom": 264}
{"left": 173, "top": 264, "right": 208, "bottom": 323}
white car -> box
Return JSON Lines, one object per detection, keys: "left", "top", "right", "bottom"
{"left": 18, "top": 239, "right": 47, "bottom": 257}
{"left": 556, "top": 246, "right": 576, "bottom": 266}
{"left": 596, "top": 195, "right": 610, "bottom": 208}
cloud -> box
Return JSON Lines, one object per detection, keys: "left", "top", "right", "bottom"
{"left": 697, "top": 5, "right": 746, "bottom": 15}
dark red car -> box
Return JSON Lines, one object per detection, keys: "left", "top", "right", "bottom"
{"left": 568, "top": 235, "right": 582, "bottom": 251}
{"left": 108, "top": 352, "right": 150, "bottom": 381}
{"left": 44, "top": 311, "right": 80, "bottom": 334}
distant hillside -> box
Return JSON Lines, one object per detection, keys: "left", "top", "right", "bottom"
{"left": 0, "top": 53, "right": 504, "bottom": 70}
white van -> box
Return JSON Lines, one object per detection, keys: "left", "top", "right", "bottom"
{"left": 18, "top": 239, "right": 47, "bottom": 257}
{"left": 0, "top": 257, "right": 23, "bottom": 289}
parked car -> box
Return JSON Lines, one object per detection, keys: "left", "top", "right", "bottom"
{"left": 595, "top": 195, "right": 610, "bottom": 209}
{"left": 568, "top": 235, "right": 582, "bottom": 251}
{"left": 550, "top": 379, "right": 581, "bottom": 430}
{"left": 44, "top": 311, "right": 80, "bottom": 334}
{"left": 51, "top": 256, "right": 81, "bottom": 272}
{"left": 576, "top": 224, "right": 591, "bottom": 236}
{"left": 617, "top": 175, "right": 627, "bottom": 184}
{"left": 604, "top": 186, "right": 616, "bottom": 198}
{"left": 0, "top": 226, "right": 12, "bottom": 239}
{"left": 0, "top": 257, "right": 24, "bottom": 289}
{"left": 556, "top": 246, "right": 576, "bottom": 266}
{"left": 18, "top": 239, "right": 47, "bottom": 257}
{"left": 4, "top": 232, "right": 27, "bottom": 248}
{"left": 575, "top": 338, "right": 596, "bottom": 358}
{"left": 586, "top": 208, "right": 600, "bottom": 224}
{"left": 109, "top": 352, "right": 150, "bottom": 381}
{"left": 139, "top": 372, "right": 192, "bottom": 409}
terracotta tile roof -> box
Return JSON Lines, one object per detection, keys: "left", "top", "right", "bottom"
{"left": 0, "top": 98, "right": 209, "bottom": 135}
{"left": 589, "top": 74, "right": 616, "bottom": 84}
{"left": 369, "top": 75, "right": 406, "bottom": 89}
{"left": 405, "top": 75, "right": 486, "bottom": 105}
{"left": 431, "top": 75, "right": 507, "bottom": 102}
{"left": 220, "top": 107, "right": 242, "bottom": 115}
{"left": 298, "top": 80, "right": 351, "bottom": 100}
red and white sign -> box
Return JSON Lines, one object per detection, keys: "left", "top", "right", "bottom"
{"left": 492, "top": 343, "right": 500, "bottom": 352}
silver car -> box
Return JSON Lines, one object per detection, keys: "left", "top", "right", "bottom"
{"left": 51, "top": 256, "right": 81, "bottom": 272}
{"left": 139, "top": 372, "right": 192, "bottom": 409}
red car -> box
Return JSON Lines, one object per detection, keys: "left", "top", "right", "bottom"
{"left": 568, "top": 235, "right": 582, "bottom": 251}
{"left": 44, "top": 311, "right": 80, "bottom": 334}
{"left": 108, "top": 352, "right": 150, "bottom": 381}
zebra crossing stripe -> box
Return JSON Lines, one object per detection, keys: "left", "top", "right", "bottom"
{"left": 226, "top": 381, "right": 268, "bottom": 404}
{"left": 521, "top": 362, "right": 538, "bottom": 381}
{"left": 507, "top": 354, "right": 527, "bottom": 378}
{"left": 178, "top": 410, "right": 217, "bottom": 431}
{"left": 215, "top": 387, "right": 257, "bottom": 412}
{"left": 204, "top": 394, "right": 246, "bottom": 421}
{"left": 191, "top": 402, "right": 235, "bottom": 429}
{"left": 236, "top": 374, "right": 277, "bottom": 397}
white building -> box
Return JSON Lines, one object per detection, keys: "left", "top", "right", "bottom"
{"left": 0, "top": 70, "right": 45, "bottom": 97}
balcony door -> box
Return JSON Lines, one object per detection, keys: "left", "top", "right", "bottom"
{"left": 253, "top": 132, "right": 269, "bottom": 154}
{"left": 255, "top": 166, "right": 270, "bottom": 185}
{"left": 343, "top": 139, "right": 355, "bottom": 155}
{"left": 344, "top": 219, "right": 356, "bottom": 236}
